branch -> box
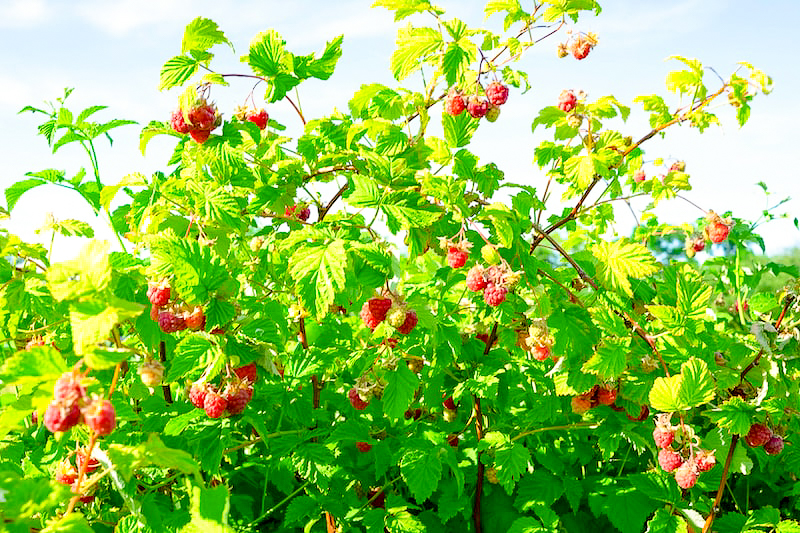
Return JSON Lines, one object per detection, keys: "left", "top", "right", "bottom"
{"left": 472, "top": 322, "right": 497, "bottom": 533}
{"left": 319, "top": 182, "right": 349, "bottom": 221}
{"left": 159, "top": 341, "right": 172, "bottom": 404}
{"left": 531, "top": 223, "right": 598, "bottom": 290}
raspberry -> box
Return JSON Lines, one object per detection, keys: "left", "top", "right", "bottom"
{"left": 447, "top": 247, "right": 468, "bottom": 268}
{"left": 444, "top": 88, "right": 466, "bottom": 116}
{"left": 745, "top": 423, "right": 772, "bottom": 447}
{"left": 55, "top": 459, "right": 78, "bottom": 485}
{"left": 670, "top": 161, "right": 686, "bottom": 173}
{"left": 691, "top": 237, "right": 706, "bottom": 253}
{"left": 566, "top": 113, "right": 583, "bottom": 129}
{"left": 466, "top": 96, "right": 489, "bottom": 119}
{"left": 653, "top": 427, "right": 675, "bottom": 449}
{"left": 483, "top": 284, "right": 508, "bottom": 307}
{"left": 477, "top": 333, "right": 496, "bottom": 348}
{"left": 184, "top": 306, "right": 206, "bottom": 331}
{"left": 532, "top": 344, "right": 551, "bottom": 362}
{"left": 234, "top": 363, "right": 258, "bottom": 384}
{"left": 189, "top": 382, "right": 210, "bottom": 409}
{"left": 443, "top": 396, "right": 457, "bottom": 410}
{"left": 225, "top": 384, "right": 254, "bottom": 415}
{"left": 54, "top": 372, "right": 85, "bottom": 405}
{"left": 763, "top": 435, "right": 784, "bottom": 455}
{"left": 558, "top": 90, "right": 577, "bottom": 113}
{"left": 360, "top": 297, "right": 393, "bottom": 330}
{"left": 658, "top": 448, "right": 684, "bottom": 473}
{"left": 150, "top": 303, "right": 160, "bottom": 321}
{"left": 246, "top": 108, "right": 269, "bottom": 130}
{"left": 204, "top": 390, "right": 228, "bottom": 419}
{"left": 466, "top": 265, "right": 488, "bottom": 292}
{"left": 348, "top": 388, "right": 369, "bottom": 410}
{"left": 76, "top": 447, "right": 100, "bottom": 474}
{"left": 137, "top": 360, "right": 164, "bottom": 386}
{"left": 25, "top": 336, "right": 48, "bottom": 350}
{"left": 44, "top": 402, "right": 82, "bottom": 433}
{"left": 158, "top": 311, "right": 186, "bottom": 334}
{"left": 447, "top": 434, "right": 459, "bottom": 448}
{"left": 396, "top": 310, "right": 418, "bottom": 335}
{"left": 387, "top": 338, "right": 400, "bottom": 349}
{"left": 485, "top": 105, "right": 501, "bottom": 122}
{"left": 485, "top": 81, "right": 509, "bottom": 106}
{"left": 706, "top": 221, "right": 730, "bottom": 243}
{"left": 169, "top": 109, "right": 190, "bottom": 134}
{"left": 571, "top": 395, "right": 592, "bottom": 414}
{"left": 84, "top": 399, "right": 116, "bottom": 436}
{"left": 356, "top": 441, "right": 372, "bottom": 452}
{"left": 187, "top": 104, "right": 217, "bottom": 131}
{"left": 406, "top": 355, "right": 423, "bottom": 372}
{"left": 486, "top": 467, "right": 499, "bottom": 484}
{"left": 386, "top": 307, "right": 407, "bottom": 328}
{"left": 404, "top": 408, "right": 423, "bottom": 420}
{"left": 147, "top": 282, "right": 171, "bottom": 307}
{"left": 367, "top": 488, "right": 385, "bottom": 509}
{"left": 695, "top": 449, "right": 717, "bottom": 472}
{"left": 190, "top": 129, "right": 211, "bottom": 144}
{"left": 674, "top": 461, "right": 698, "bottom": 489}
{"left": 596, "top": 387, "right": 617, "bottom": 406}
{"left": 570, "top": 39, "right": 591, "bottom": 60}
{"left": 285, "top": 204, "right": 311, "bottom": 221}
{"left": 633, "top": 169, "right": 646, "bottom": 183}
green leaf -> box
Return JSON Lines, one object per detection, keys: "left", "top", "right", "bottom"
{"left": 167, "top": 335, "right": 221, "bottom": 382}
{"left": 581, "top": 340, "right": 627, "bottom": 380}
{"left": 494, "top": 442, "right": 529, "bottom": 493}
{"left": 508, "top": 517, "right": 546, "bottom": 533}
{"left": 382, "top": 194, "right": 442, "bottom": 230}
{"left": 0, "top": 346, "right": 66, "bottom": 388}
{"left": 390, "top": 25, "right": 442, "bottom": 81}
{"left": 70, "top": 296, "right": 144, "bottom": 356}
{"left": 778, "top": 521, "right": 800, "bottom": 533}
{"left": 5, "top": 178, "right": 46, "bottom": 212}
{"left": 246, "top": 29, "right": 292, "bottom": 78}
{"left": 346, "top": 174, "right": 383, "bottom": 208}
{"left": 182, "top": 17, "right": 232, "bottom": 54}
{"left": 293, "top": 35, "right": 343, "bottom": 80}
{"left": 400, "top": 448, "right": 442, "bottom": 503}
{"left": 591, "top": 240, "right": 660, "bottom": 297}
{"left": 284, "top": 495, "right": 320, "bottom": 527}
{"left": 83, "top": 346, "right": 134, "bottom": 370}
{"left": 514, "top": 470, "right": 563, "bottom": 511}
{"left": 676, "top": 357, "right": 715, "bottom": 409}
{"left": 382, "top": 364, "right": 419, "bottom": 420}
{"left": 186, "top": 483, "right": 231, "bottom": 532}
{"left": 373, "top": 0, "right": 440, "bottom": 21}
{"left": 646, "top": 508, "right": 687, "bottom": 533}
{"left": 649, "top": 375, "right": 683, "bottom": 412}
{"left": 443, "top": 111, "right": 480, "bottom": 148}
{"left": 159, "top": 55, "right": 199, "bottom": 91}
{"left": 289, "top": 240, "right": 348, "bottom": 318}
{"left": 47, "top": 240, "right": 112, "bottom": 301}
{"left": 42, "top": 513, "right": 95, "bottom": 533}
{"left": 564, "top": 154, "right": 607, "bottom": 188}
{"left": 706, "top": 398, "right": 756, "bottom": 436}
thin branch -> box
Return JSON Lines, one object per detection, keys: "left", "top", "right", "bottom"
{"left": 319, "top": 182, "right": 349, "bottom": 221}
{"left": 531, "top": 223, "right": 599, "bottom": 290}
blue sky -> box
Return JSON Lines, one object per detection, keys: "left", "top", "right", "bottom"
{"left": 1, "top": 0, "right": 798, "bottom": 259}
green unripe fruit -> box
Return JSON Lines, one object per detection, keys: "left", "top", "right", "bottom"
{"left": 485, "top": 105, "right": 501, "bottom": 122}
{"left": 386, "top": 307, "right": 407, "bottom": 328}
{"left": 481, "top": 244, "right": 501, "bottom": 265}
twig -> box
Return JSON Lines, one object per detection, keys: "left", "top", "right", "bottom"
{"left": 319, "top": 182, "right": 350, "bottom": 221}
{"left": 531, "top": 223, "right": 598, "bottom": 290}
{"left": 159, "top": 341, "right": 172, "bottom": 404}
{"left": 472, "top": 322, "right": 497, "bottom": 533}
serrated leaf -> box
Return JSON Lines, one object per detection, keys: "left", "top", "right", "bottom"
{"left": 705, "top": 397, "right": 755, "bottom": 435}
{"left": 390, "top": 25, "right": 442, "bottom": 81}
{"left": 70, "top": 296, "right": 144, "bottom": 356}
{"left": 508, "top": 517, "right": 546, "bottom": 533}
{"left": 0, "top": 346, "right": 66, "bottom": 388}
{"left": 346, "top": 174, "right": 383, "bottom": 208}
{"left": 649, "top": 375, "right": 683, "bottom": 412}
{"left": 677, "top": 357, "right": 714, "bottom": 408}
{"left": 778, "top": 521, "right": 800, "bottom": 533}
{"left": 646, "top": 508, "right": 687, "bottom": 533}
{"left": 581, "top": 340, "right": 627, "bottom": 380}
{"left": 400, "top": 448, "right": 442, "bottom": 503}
{"left": 246, "top": 29, "right": 292, "bottom": 78}
{"left": 514, "top": 470, "right": 563, "bottom": 511}
{"left": 166, "top": 335, "right": 220, "bottom": 382}
{"left": 382, "top": 199, "right": 442, "bottom": 230}
{"left": 592, "top": 240, "right": 660, "bottom": 297}
{"left": 382, "top": 363, "right": 419, "bottom": 420}
{"left": 182, "top": 17, "right": 232, "bottom": 54}
{"left": 159, "top": 55, "right": 198, "bottom": 91}
{"left": 47, "top": 240, "right": 112, "bottom": 301}
{"left": 283, "top": 495, "right": 320, "bottom": 527}
{"left": 495, "top": 441, "right": 529, "bottom": 493}
{"left": 5, "top": 178, "right": 46, "bottom": 212}
{"left": 289, "top": 240, "right": 347, "bottom": 318}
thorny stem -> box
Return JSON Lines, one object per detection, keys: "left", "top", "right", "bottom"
{"left": 472, "top": 322, "right": 497, "bottom": 533}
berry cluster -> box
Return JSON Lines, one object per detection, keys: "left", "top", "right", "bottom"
{"left": 285, "top": 204, "right": 311, "bottom": 221}
{"left": 653, "top": 414, "right": 716, "bottom": 489}
{"left": 54, "top": 446, "right": 98, "bottom": 504}
{"left": 465, "top": 262, "right": 520, "bottom": 307}
{"left": 571, "top": 384, "right": 617, "bottom": 414}
{"left": 188, "top": 363, "right": 257, "bottom": 418}
{"left": 558, "top": 32, "right": 598, "bottom": 60}
{"left": 359, "top": 294, "right": 418, "bottom": 335}
{"left": 44, "top": 369, "right": 117, "bottom": 437}
{"left": 744, "top": 423, "right": 784, "bottom": 455}
{"left": 444, "top": 81, "right": 510, "bottom": 122}
{"left": 169, "top": 97, "right": 222, "bottom": 144}
{"left": 520, "top": 319, "right": 556, "bottom": 362}
{"left": 147, "top": 280, "right": 207, "bottom": 334}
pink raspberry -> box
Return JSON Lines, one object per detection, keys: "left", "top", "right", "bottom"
{"left": 745, "top": 423, "right": 772, "bottom": 447}
{"left": 190, "top": 129, "right": 211, "bottom": 144}
{"left": 169, "top": 109, "right": 190, "bottom": 134}
{"left": 570, "top": 39, "right": 591, "bottom": 60}
{"left": 225, "top": 384, "right": 254, "bottom": 415}
{"left": 204, "top": 390, "right": 228, "bottom": 419}
{"left": 447, "top": 247, "right": 468, "bottom": 268}
{"left": 184, "top": 307, "right": 206, "bottom": 331}
{"left": 246, "top": 108, "right": 269, "bottom": 130}
{"left": 234, "top": 363, "right": 258, "bottom": 384}
{"left": 466, "top": 96, "right": 489, "bottom": 119}
{"left": 356, "top": 441, "right": 371, "bottom": 452}
{"left": 674, "top": 461, "right": 698, "bottom": 489}
{"left": 187, "top": 104, "right": 217, "bottom": 131}
{"left": 466, "top": 265, "right": 488, "bottom": 292}
{"left": 55, "top": 459, "right": 78, "bottom": 485}
{"left": 348, "top": 388, "right": 369, "bottom": 410}
{"left": 483, "top": 284, "right": 507, "bottom": 306}
{"left": 444, "top": 89, "right": 466, "bottom": 116}
{"left": 44, "top": 402, "right": 82, "bottom": 433}
{"left": 633, "top": 169, "right": 646, "bottom": 183}
{"left": 706, "top": 221, "right": 730, "bottom": 244}
{"left": 189, "top": 382, "right": 210, "bottom": 409}
{"left": 763, "top": 435, "right": 784, "bottom": 456}
{"left": 147, "top": 282, "right": 171, "bottom": 307}
{"left": 658, "top": 448, "right": 684, "bottom": 473}
{"left": 84, "top": 399, "right": 116, "bottom": 436}
{"left": 695, "top": 449, "right": 716, "bottom": 472}
{"left": 558, "top": 90, "right": 577, "bottom": 112}
{"left": 54, "top": 372, "right": 85, "bottom": 405}
{"left": 396, "top": 310, "right": 418, "bottom": 335}
{"left": 653, "top": 427, "right": 675, "bottom": 449}
{"left": 76, "top": 446, "right": 100, "bottom": 474}
{"left": 532, "top": 344, "right": 551, "bottom": 361}
{"left": 158, "top": 311, "right": 186, "bottom": 334}
{"left": 485, "top": 81, "right": 509, "bottom": 106}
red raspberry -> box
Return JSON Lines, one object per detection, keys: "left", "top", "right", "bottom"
{"left": 71, "top": 483, "right": 95, "bottom": 504}
{"left": 54, "top": 372, "right": 85, "bottom": 405}
{"left": 447, "top": 247, "right": 468, "bottom": 268}
{"left": 285, "top": 204, "right": 311, "bottom": 221}
{"left": 466, "top": 265, "right": 488, "bottom": 292}
{"left": 745, "top": 423, "right": 772, "bottom": 447}
{"left": 571, "top": 395, "right": 592, "bottom": 414}
{"left": 189, "top": 129, "right": 211, "bottom": 144}
{"left": 298, "top": 207, "right": 311, "bottom": 221}
{"left": 444, "top": 88, "right": 466, "bottom": 116}
{"left": 184, "top": 306, "right": 206, "bottom": 331}
{"left": 246, "top": 108, "right": 269, "bottom": 130}
{"left": 356, "top": 441, "right": 371, "bottom": 452}
{"left": 187, "top": 104, "right": 217, "bottom": 131}
{"left": 485, "top": 81, "right": 509, "bottom": 106}
{"left": 443, "top": 396, "right": 457, "bottom": 410}
{"left": 44, "top": 402, "right": 82, "bottom": 433}
{"left": 558, "top": 90, "right": 577, "bottom": 112}
{"left": 396, "top": 310, "right": 418, "bottom": 335}
{"left": 763, "top": 435, "right": 784, "bottom": 455}
{"left": 447, "top": 434, "right": 459, "bottom": 448}
{"left": 477, "top": 333, "right": 496, "bottom": 348}
{"left": 360, "top": 298, "right": 393, "bottom": 329}
{"left": 531, "top": 344, "right": 550, "bottom": 362}
{"left": 658, "top": 448, "right": 684, "bottom": 473}
{"left": 673, "top": 461, "right": 698, "bottom": 489}
{"left": 695, "top": 450, "right": 717, "bottom": 472}
{"left": 234, "top": 363, "right": 258, "bottom": 384}
{"left": 169, "top": 109, "right": 190, "bottom": 134}
{"left": 404, "top": 408, "right": 423, "bottom": 420}
{"left": 225, "top": 384, "right": 254, "bottom": 415}
{"left": 158, "top": 311, "right": 186, "bottom": 334}
{"left": 570, "top": 39, "right": 591, "bottom": 60}
{"left": 210, "top": 327, "right": 225, "bottom": 335}
{"left": 367, "top": 488, "right": 385, "bottom": 509}
{"left": 55, "top": 459, "right": 78, "bottom": 485}
{"left": 204, "top": 390, "right": 228, "bottom": 419}
{"left": 596, "top": 387, "right": 617, "bottom": 406}
{"left": 466, "top": 96, "right": 489, "bottom": 119}
{"left": 653, "top": 427, "right": 675, "bottom": 449}
{"left": 189, "top": 382, "right": 210, "bottom": 409}
{"left": 691, "top": 237, "right": 706, "bottom": 253}
{"left": 76, "top": 447, "right": 100, "bottom": 474}
{"left": 483, "top": 284, "right": 507, "bottom": 306}
{"left": 147, "top": 283, "right": 171, "bottom": 307}
{"left": 633, "top": 169, "right": 646, "bottom": 183}
{"left": 348, "top": 387, "right": 369, "bottom": 410}
{"left": 706, "top": 222, "right": 730, "bottom": 244}
{"left": 84, "top": 399, "right": 116, "bottom": 436}
{"left": 386, "top": 338, "right": 399, "bottom": 349}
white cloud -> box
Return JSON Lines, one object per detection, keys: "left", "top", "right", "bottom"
{"left": 0, "top": 0, "right": 49, "bottom": 28}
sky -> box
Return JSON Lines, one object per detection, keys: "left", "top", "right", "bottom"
{"left": 1, "top": 0, "right": 798, "bottom": 261}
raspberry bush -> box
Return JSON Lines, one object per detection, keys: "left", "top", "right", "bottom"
{"left": 1, "top": 3, "right": 798, "bottom": 533}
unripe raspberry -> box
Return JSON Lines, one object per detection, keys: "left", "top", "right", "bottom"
{"left": 84, "top": 399, "right": 116, "bottom": 436}
{"left": 633, "top": 169, "right": 646, "bottom": 183}
{"left": 169, "top": 109, "right": 191, "bottom": 134}
{"left": 485, "top": 81, "right": 509, "bottom": 106}
{"left": 652, "top": 427, "right": 675, "bottom": 449}
{"left": 483, "top": 284, "right": 507, "bottom": 307}
{"left": 44, "top": 402, "right": 82, "bottom": 433}
{"left": 234, "top": 363, "right": 258, "bottom": 384}
{"left": 466, "top": 96, "right": 489, "bottom": 119}
{"left": 485, "top": 105, "right": 501, "bottom": 122}
{"left": 225, "top": 384, "right": 254, "bottom": 415}
{"left": 396, "top": 310, "right": 418, "bottom": 335}
{"left": 596, "top": 387, "right": 617, "bottom": 406}
{"left": 466, "top": 265, "right": 488, "bottom": 292}
{"left": 531, "top": 344, "right": 551, "bottom": 362}
{"left": 76, "top": 446, "right": 100, "bottom": 474}
{"left": 443, "top": 408, "right": 458, "bottom": 423}
{"left": 481, "top": 244, "right": 501, "bottom": 265}
{"left": 184, "top": 306, "right": 206, "bottom": 331}
{"left": 204, "top": 390, "right": 228, "bottom": 419}
{"left": 695, "top": 449, "right": 717, "bottom": 472}
{"left": 566, "top": 113, "right": 583, "bottom": 129}
{"left": 54, "top": 372, "right": 86, "bottom": 405}
{"left": 763, "top": 435, "right": 784, "bottom": 455}
{"left": 744, "top": 423, "right": 772, "bottom": 447}
{"left": 658, "top": 448, "right": 684, "bottom": 473}
{"left": 486, "top": 466, "right": 499, "bottom": 484}
{"left": 669, "top": 161, "right": 686, "bottom": 173}
{"left": 246, "top": 108, "right": 269, "bottom": 130}
{"left": 189, "top": 382, "right": 210, "bottom": 409}
{"left": 406, "top": 356, "right": 423, "bottom": 373}
{"left": 386, "top": 306, "right": 407, "bottom": 329}
{"left": 55, "top": 459, "right": 78, "bottom": 485}
{"left": 147, "top": 282, "right": 171, "bottom": 307}
{"left": 189, "top": 129, "right": 211, "bottom": 144}
{"left": 348, "top": 387, "right": 369, "bottom": 410}
{"left": 447, "top": 247, "right": 468, "bottom": 268}
{"left": 137, "top": 360, "right": 164, "bottom": 387}
{"left": 673, "top": 461, "right": 698, "bottom": 489}
{"left": 444, "top": 88, "right": 466, "bottom": 116}
{"left": 356, "top": 441, "right": 372, "bottom": 452}
{"left": 558, "top": 90, "right": 577, "bottom": 113}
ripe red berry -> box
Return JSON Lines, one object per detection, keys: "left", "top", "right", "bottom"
{"left": 55, "top": 459, "right": 78, "bottom": 485}
{"left": 246, "top": 108, "right": 269, "bottom": 130}
{"left": 187, "top": 104, "right": 217, "bottom": 131}
{"left": 447, "top": 434, "right": 459, "bottom": 448}
{"left": 367, "top": 488, "right": 386, "bottom": 509}
{"left": 570, "top": 39, "right": 591, "bottom": 60}
{"left": 446, "top": 247, "right": 468, "bottom": 268}
{"left": 596, "top": 387, "right": 617, "bottom": 406}
{"left": 184, "top": 306, "right": 206, "bottom": 331}
{"left": 44, "top": 402, "right": 82, "bottom": 433}
{"left": 204, "top": 390, "right": 228, "bottom": 419}
{"left": 158, "top": 311, "right": 186, "bottom": 334}
{"left": 234, "top": 363, "right": 258, "bottom": 384}
{"left": 558, "top": 90, "right": 577, "bottom": 113}
{"left": 149, "top": 303, "right": 160, "bottom": 322}
{"left": 466, "top": 265, "right": 488, "bottom": 292}
{"left": 653, "top": 427, "right": 675, "bottom": 449}
{"left": 285, "top": 204, "right": 311, "bottom": 221}
{"left": 706, "top": 222, "right": 730, "bottom": 244}
{"left": 76, "top": 447, "right": 100, "bottom": 474}
{"left": 396, "top": 310, "right": 418, "bottom": 335}
{"left": 466, "top": 96, "right": 489, "bottom": 119}
{"left": 692, "top": 238, "right": 706, "bottom": 253}
{"left": 189, "top": 382, "right": 210, "bottom": 409}
{"left": 485, "top": 81, "right": 509, "bottom": 106}
{"left": 745, "top": 423, "right": 772, "bottom": 447}
{"left": 348, "top": 388, "right": 369, "bottom": 410}
{"left": 84, "top": 400, "right": 116, "bottom": 436}
{"left": 483, "top": 284, "right": 508, "bottom": 307}
{"left": 356, "top": 441, "right": 371, "bottom": 452}
{"left": 633, "top": 169, "right": 646, "bottom": 183}
{"left": 147, "top": 283, "right": 171, "bottom": 307}
{"left": 444, "top": 88, "right": 466, "bottom": 116}
{"left": 763, "top": 435, "right": 784, "bottom": 455}
{"left": 531, "top": 344, "right": 551, "bottom": 362}
{"left": 54, "top": 372, "right": 85, "bottom": 405}
{"left": 169, "top": 109, "right": 191, "bottom": 134}
{"left": 658, "top": 448, "right": 684, "bottom": 473}
{"left": 225, "top": 384, "right": 254, "bottom": 415}
{"left": 673, "top": 461, "right": 698, "bottom": 489}
{"left": 360, "top": 298, "right": 393, "bottom": 329}
{"left": 443, "top": 396, "right": 457, "bottom": 410}
{"left": 695, "top": 450, "right": 717, "bottom": 472}
{"left": 190, "top": 129, "right": 211, "bottom": 144}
